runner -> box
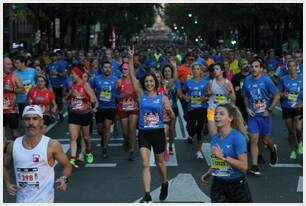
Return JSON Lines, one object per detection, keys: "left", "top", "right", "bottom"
{"left": 3, "top": 105, "right": 72, "bottom": 203}
{"left": 128, "top": 46, "right": 170, "bottom": 203}
{"left": 243, "top": 58, "right": 279, "bottom": 175}
{"left": 116, "top": 62, "right": 139, "bottom": 160}
{"left": 206, "top": 63, "right": 236, "bottom": 137}
{"left": 64, "top": 66, "right": 98, "bottom": 168}
{"left": 182, "top": 63, "right": 209, "bottom": 159}
{"left": 13, "top": 55, "right": 37, "bottom": 118}
{"left": 279, "top": 60, "right": 303, "bottom": 159}
{"left": 4, "top": 57, "right": 25, "bottom": 141}
{"left": 201, "top": 103, "right": 252, "bottom": 203}
{"left": 92, "top": 61, "right": 118, "bottom": 158}
{"left": 27, "top": 75, "right": 57, "bottom": 134}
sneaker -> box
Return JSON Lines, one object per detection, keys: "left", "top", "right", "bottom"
{"left": 258, "top": 154, "right": 266, "bottom": 164}
{"left": 69, "top": 159, "right": 79, "bottom": 168}
{"left": 169, "top": 146, "right": 174, "bottom": 155}
{"left": 297, "top": 142, "right": 303, "bottom": 155}
{"left": 270, "top": 144, "right": 278, "bottom": 165}
{"left": 102, "top": 148, "right": 108, "bottom": 159}
{"left": 290, "top": 150, "right": 297, "bottom": 160}
{"left": 86, "top": 153, "right": 94, "bottom": 164}
{"left": 159, "top": 181, "right": 168, "bottom": 201}
{"left": 129, "top": 151, "right": 136, "bottom": 161}
{"left": 140, "top": 193, "right": 152, "bottom": 203}
{"left": 164, "top": 149, "right": 170, "bottom": 161}
{"left": 187, "top": 136, "right": 193, "bottom": 144}
{"left": 248, "top": 165, "right": 261, "bottom": 176}
{"left": 78, "top": 153, "right": 85, "bottom": 162}
{"left": 196, "top": 151, "right": 204, "bottom": 159}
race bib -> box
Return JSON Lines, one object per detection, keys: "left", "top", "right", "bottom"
{"left": 288, "top": 92, "right": 298, "bottom": 101}
{"left": 191, "top": 96, "right": 201, "bottom": 106}
{"left": 144, "top": 113, "right": 160, "bottom": 128}
{"left": 122, "top": 99, "right": 136, "bottom": 111}
{"left": 16, "top": 168, "right": 39, "bottom": 190}
{"left": 211, "top": 156, "right": 231, "bottom": 177}
{"left": 254, "top": 99, "right": 266, "bottom": 113}
{"left": 99, "top": 89, "right": 111, "bottom": 102}
{"left": 71, "top": 98, "right": 83, "bottom": 110}
{"left": 214, "top": 94, "right": 226, "bottom": 104}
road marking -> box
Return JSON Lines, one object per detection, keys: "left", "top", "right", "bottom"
{"left": 96, "top": 143, "right": 123, "bottom": 147}
{"left": 270, "top": 163, "right": 302, "bottom": 168}
{"left": 150, "top": 144, "right": 178, "bottom": 166}
{"left": 297, "top": 176, "right": 303, "bottom": 192}
{"left": 201, "top": 143, "right": 212, "bottom": 166}
{"left": 134, "top": 173, "right": 211, "bottom": 203}
{"left": 46, "top": 112, "right": 68, "bottom": 133}
{"left": 177, "top": 101, "right": 187, "bottom": 138}
{"left": 85, "top": 163, "right": 117, "bottom": 168}
{"left": 54, "top": 144, "right": 70, "bottom": 167}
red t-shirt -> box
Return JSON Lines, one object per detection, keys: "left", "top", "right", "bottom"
{"left": 117, "top": 77, "right": 138, "bottom": 111}
{"left": 3, "top": 73, "right": 17, "bottom": 114}
{"left": 28, "top": 87, "right": 55, "bottom": 114}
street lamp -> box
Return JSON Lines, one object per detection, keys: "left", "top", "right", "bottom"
{"left": 188, "top": 13, "right": 192, "bottom": 18}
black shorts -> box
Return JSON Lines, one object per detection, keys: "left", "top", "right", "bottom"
{"left": 3, "top": 113, "right": 19, "bottom": 130}
{"left": 95, "top": 108, "right": 116, "bottom": 123}
{"left": 172, "top": 107, "right": 179, "bottom": 117}
{"left": 138, "top": 128, "right": 166, "bottom": 154}
{"left": 18, "top": 103, "right": 27, "bottom": 118}
{"left": 68, "top": 112, "right": 93, "bottom": 126}
{"left": 43, "top": 115, "right": 54, "bottom": 126}
{"left": 53, "top": 87, "right": 64, "bottom": 99}
{"left": 282, "top": 107, "right": 303, "bottom": 119}
{"left": 211, "top": 176, "right": 253, "bottom": 203}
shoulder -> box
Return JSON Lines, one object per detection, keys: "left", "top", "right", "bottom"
{"left": 48, "top": 138, "right": 62, "bottom": 153}
{"left": 230, "top": 129, "right": 245, "bottom": 142}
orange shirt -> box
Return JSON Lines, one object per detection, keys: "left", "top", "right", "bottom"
{"left": 206, "top": 58, "right": 215, "bottom": 66}
{"left": 177, "top": 64, "right": 192, "bottom": 84}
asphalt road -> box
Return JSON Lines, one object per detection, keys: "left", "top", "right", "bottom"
{"left": 3, "top": 104, "right": 303, "bottom": 203}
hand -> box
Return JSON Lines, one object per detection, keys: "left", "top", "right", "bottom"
{"left": 246, "top": 107, "right": 255, "bottom": 117}
{"left": 263, "top": 110, "right": 270, "bottom": 117}
{"left": 56, "top": 178, "right": 68, "bottom": 192}
{"left": 92, "top": 106, "right": 98, "bottom": 113}
{"left": 201, "top": 171, "right": 211, "bottom": 185}
{"left": 212, "top": 144, "right": 224, "bottom": 159}
{"left": 128, "top": 46, "right": 134, "bottom": 57}
{"left": 51, "top": 106, "right": 57, "bottom": 113}
{"left": 6, "top": 183, "right": 17, "bottom": 196}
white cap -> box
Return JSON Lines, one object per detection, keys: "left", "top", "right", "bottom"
{"left": 22, "top": 105, "right": 43, "bottom": 118}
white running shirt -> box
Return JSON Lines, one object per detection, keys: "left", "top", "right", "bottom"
{"left": 13, "top": 135, "right": 55, "bottom": 203}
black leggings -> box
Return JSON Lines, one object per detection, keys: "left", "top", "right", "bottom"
{"left": 186, "top": 108, "right": 207, "bottom": 141}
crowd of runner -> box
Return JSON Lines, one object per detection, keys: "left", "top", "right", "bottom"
{"left": 3, "top": 44, "right": 303, "bottom": 203}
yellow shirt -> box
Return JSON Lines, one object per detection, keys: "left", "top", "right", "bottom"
{"left": 229, "top": 59, "right": 240, "bottom": 74}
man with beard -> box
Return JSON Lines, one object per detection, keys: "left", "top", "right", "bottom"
{"left": 3, "top": 105, "right": 72, "bottom": 203}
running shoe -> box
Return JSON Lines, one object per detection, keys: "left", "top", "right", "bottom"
{"left": 187, "top": 136, "right": 193, "bottom": 144}
{"left": 129, "top": 151, "right": 136, "bottom": 161}
{"left": 248, "top": 165, "right": 261, "bottom": 176}
{"left": 290, "top": 150, "right": 297, "bottom": 160}
{"left": 159, "top": 181, "right": 169, "bottom": 201}
{"left": 258, "top": 154, "right": 266, "bottom": 164}
{"left": 102, "top": 148, "right": 108, "bottom": 159}
{"left": 297, "top": 142, "right": 303, "bottom": 155}
{"left": 78, "top": 153, "right": 85, "bottom": 162}
{"left": 86, "top": 153, "right": 94, "bottom": 164}
{"left": 196, "top": 151, "right": 204, "bottom": 159}
{"left": 140, "top": 193, "right": 152, "bottom": 203}
{"left": 270, "top": 144, "right": 278, "bottom": 165}
{"left": 169, "top": 146, "right": 174, "bottom": 155}
{"left": 69, "top": 159, "right": 79, "bottom": 168}
{"left": 164, "top": 149, "right": 170, "bottom": 161}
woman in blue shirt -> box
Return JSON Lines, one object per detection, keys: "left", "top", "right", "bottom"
{"left": 201, "top": 103, "right": 252, "bottom": 203}
{"left": 128, "top": 46, "right": 174, "bottom": 203}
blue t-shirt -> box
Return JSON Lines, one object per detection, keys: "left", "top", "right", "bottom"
{"left": 111, "top": 59, "right": 122, "bottom": 78}
{"left": 279, "top": 74, "right": 303, "bottom": 108}
{"left": 211, "top": 129, "right": 247, "bottom": 180}
{"left": 243, "top": 75, "right": 278, "bottom": 116}
{"left": 14, "top": 67, "right": 36, "bottom": 103}
{"left": 139, "top": 93, "right": 164, "bottom": 130}
{"left": 92, "top": 74, "right": 118, "bottom": 109}
{"left": 167, "top": 80, "right": 181, "bottom": 109}
{"left": 64, "top": 76, "right": 73, "bottom": 91}
{"left": 135, "top": 65, "right": 147, "bottom": 80}
{"left": 266, "top": 57, "right": 280, "bottom": 72}
{"left": 48, "top": 60, "right": 67, "bottom": 88}
{"left": 184, "top": 78, "right": 209, "bottom": 111}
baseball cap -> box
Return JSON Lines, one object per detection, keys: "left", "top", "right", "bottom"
{"left": 22, "top": 105, "right": 43, "bottom": 118}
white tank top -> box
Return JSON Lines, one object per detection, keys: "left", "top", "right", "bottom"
{"left": 13, "top": 135, "right": 55, "bottom": 203}
{"left": 208, "top": 78, "right": 230, "bottom": 109}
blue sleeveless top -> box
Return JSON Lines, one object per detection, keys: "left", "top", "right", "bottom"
{"left": 139, "top": 93, "right": 164, "bottom": 130}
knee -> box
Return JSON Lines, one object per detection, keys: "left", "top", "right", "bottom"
{"left": 250, "top": 137, "right": 258, "bottom": 145}
{"left": 142, "top": 161, "right": 150, "bottom": 169}
{"left": 155, "top": 160, "right": 165, "bottom": 168}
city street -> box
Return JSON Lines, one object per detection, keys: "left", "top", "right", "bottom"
{"left": 3, "top": 103, "right": 303, "bottom": 203}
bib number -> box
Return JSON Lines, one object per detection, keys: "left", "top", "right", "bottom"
{"left": 144, "top": 113, "right": 160, "bottom": 128}
{"left": 254, "top": 99, "right": 266, "bottom": 113}
{"left": 99, "top": 90, "right": 111, "bottom": 102}
{"left": 71, "top": 98, "right": 83, "bottom": 110}
{"left": 191, "top": 96, "right": 201, "bottom": 107}
{"left": 17, "top": 168, "right": 39, "bottom": 190}
{"left": 122, "top": 99, "right": 136, "bottom": 111}
{"left": 211, "top": 156, "right": 231, "bottom": 177}
{"left": 214, "top": 94, "right": 225, "bottom": 104}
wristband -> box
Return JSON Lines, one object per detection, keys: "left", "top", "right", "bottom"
{"left": 221, "top": 157, "right": 226, "bottom": 162}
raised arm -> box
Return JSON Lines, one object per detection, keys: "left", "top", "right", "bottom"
{"left": 128, "top": 46, "right": 144, "bottom": 97}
